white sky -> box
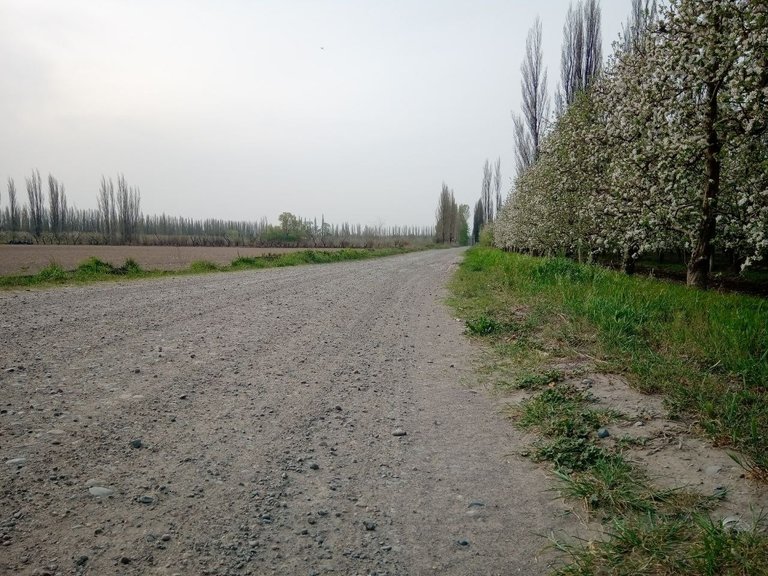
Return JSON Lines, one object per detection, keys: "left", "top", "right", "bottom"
{"left": 0, "top": 0, "right": 632, "bottom": 228}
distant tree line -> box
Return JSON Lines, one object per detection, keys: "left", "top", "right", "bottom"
{"left": 0, "top": 170, "right": 434, "bottom": 248}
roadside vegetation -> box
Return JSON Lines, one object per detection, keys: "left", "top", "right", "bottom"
{"left": 451, "top": 246, "right": 768, "bottom": 574}
{"left": 0, "top": 247, "right": 416, "bottom": 289}
{"left": 496, "top": 0, "right": 767, "bottom": 290}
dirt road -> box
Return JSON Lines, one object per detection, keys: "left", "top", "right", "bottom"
{"left": 1, "top": 249, "right": 573, "bottom": 575}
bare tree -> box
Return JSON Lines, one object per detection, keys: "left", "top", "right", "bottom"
{"left": 7, "top": 178, "right": 19, "bottom": 235}
{"left": 26, "top": 170, "right": 44, "bottom": 239}
{"left": 43, "top": 175, "right": 68, "bottom": 240}
{"left": 493, "top": 158, "right": 503, "bottom": 215}
{"left": 583, "top": 0, "right": 602, "bottom": 89}
{"left": 622, "top": 0, "right": 657, "bottom": 53}
{"left": 59, "top": 185, "right": 67, "bottom": 233}
{"left": 556, "top": 0, "right": 602, "bottom": 115}
{"left": 514, "top": 17, "right": 549, "bottom": 175}
{"left": 116, "top": 174, "right": 141, "bottom": 244}
{"left": 513, "top": 115, "right": 534, "bottom": 176}
{"left": 481, "top": 159, "right": 494, "bottom": 225}
{"left": 521, "top": 17, "right": 549, "bottom": 159}
{"left": 98, "top": 176, "right": 114, "bottom": 243}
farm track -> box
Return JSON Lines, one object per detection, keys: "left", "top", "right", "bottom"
{"left": 0, "top": 248, "right": 572, "bottom": 575}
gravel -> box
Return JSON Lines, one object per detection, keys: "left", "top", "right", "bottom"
{"left": 0, "top": 248, "right": 576, "bottom": 575}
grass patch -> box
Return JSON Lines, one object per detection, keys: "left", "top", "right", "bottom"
{"left": 555, "top": 513, "right": 768, "bottom": 576}
{"left": 451, "top": 247, "right": 768, "bottom": 470}
{"left": 516, "top": 384, "right": 614, "bottom": 442}
{"left": 516, "top": 369, "right": 563, "bottom": 390}
{"left": 188, "top": 260, "right": 221, "bottom": 273}
{"left": 450, "top": 246, "right": 768, "bottom": 574}
{"left": 0, "top": 248, "right": 418, "bottom": 289}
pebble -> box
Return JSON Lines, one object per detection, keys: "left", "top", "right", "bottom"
{"left": 391, "top": 428, "right": 407, "bottom": 437}
{"left": 308, "top": 462, "right": 319, "bottom": 470}
{"left": 597, "top": 428, "right": 610, "bottom": 438}
{"left": 88, "top": 486, "right": 114, "bottom": 497}
{"left": 634, "top": 421, "right": 644, "bottom": 427}
{"left": 137, "top": 495, "right": 154, "bottom": 504}
{"left": 5, "top": 457, "right": 26, "bottom": 466}
{"left": 161, "top": 533, "right": 172, "bottom": 541}
{"left": 75, "top": 555, "right": 88, "bottom": 567}
{"left": 713, "top": 486, "right": 727, "bottom": 499}
{"left": 363, "top": 520, "right": 377, "bottom": 531}
{"left": 130, "top": 439, "right": 143, "bottom": 449}
{"left": 722, "top": 516, "right": 744, "bottom": 532}
{"left": 457, "top": 539, "right": 470, "bottom": 547}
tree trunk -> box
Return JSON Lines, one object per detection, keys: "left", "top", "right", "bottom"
{"left": 687, "top": 80, "right": 721, "bottom": 289}
{"left": 622, "top": 245, "right": 638, "bottom": 275}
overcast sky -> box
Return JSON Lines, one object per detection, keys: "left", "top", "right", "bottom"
{"left": 0, "top": 0, "right": 632, "bottom": 228}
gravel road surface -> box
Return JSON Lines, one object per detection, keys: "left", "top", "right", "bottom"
{"left": 1, "top": 249, "right": 572, "bottom": 575}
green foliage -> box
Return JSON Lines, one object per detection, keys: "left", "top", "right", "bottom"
{"left": 188, "top": 260, "right": 220, "bottom": 273}
{"left": 515, "top": 369, "right": 562, "bottom": 390}
{"left": 119, "top": 258, "right": 143, "bottom": 274}
{"left": 456, "top": 247, "right": 768, "bottom": 469}
{"left": 76, "top": 257, "right": 116, "bottom": 275}
{"left": 465, "top": 315, "right": 501, "bottom": 335}
{"left": 535, "top": 436, "right": 607, "bottom": 473}
{"left": 532, "top": 257, "right": 597, "bottom": 284}
{"left": 555, "top": 512, "right": 768, "bottom": 576}
{"left": 458, "top": 218, "right": 470, "bottom": 246}
{"left": 35, "top": 263, "right": 67, "bottom": 282}
{"left": 453, "top": 245, "right": 768, "bottom": 574}
{"left": 478, "top": 226, "right": 494, "bottom": 246}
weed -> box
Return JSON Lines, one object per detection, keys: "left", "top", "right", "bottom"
{"left": 535, "top": 436, "right": 607, "bottom": 472}
{"left": 35, "top": 263, "right": 67, "bottom": 282}
{"left": 517, "top": 384, "right": 613, "bottom": 438}
{"left": 516, "top": 369, "right": 562, "bottom": 390}
{"left": 554, "top": 513, "right": 768, "bottom": 575}
{"left": 465, "top": 315, "right": 501, "bottom": 335}
{"left": 188, "top": 260, "right": 220, "bottom": 273}
{"left": 76, "top": 257, "right": 116, "bottom": 275}
{"left": 118, "top": 258, "right": 143, "bottom": 274}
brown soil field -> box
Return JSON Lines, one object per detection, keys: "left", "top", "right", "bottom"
{"left": 0, "top": 245, "right": 335, "bottom": 275}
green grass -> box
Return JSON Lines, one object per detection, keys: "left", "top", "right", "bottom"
{"left": 451, "top": 247, "right": 768, "bottom": 470}
{"left": 554, "top": 513, "right": 768, "bottom": 576}
{"left": 0, "top": 247, "right": 417, "bottom": 289}
{"left": 450, "top": 246, "right": 768, "bottom": 575}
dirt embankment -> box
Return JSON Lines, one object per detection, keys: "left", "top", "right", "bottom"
{"left": 0, "top": 249, "right": 574, "bottom": 576}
